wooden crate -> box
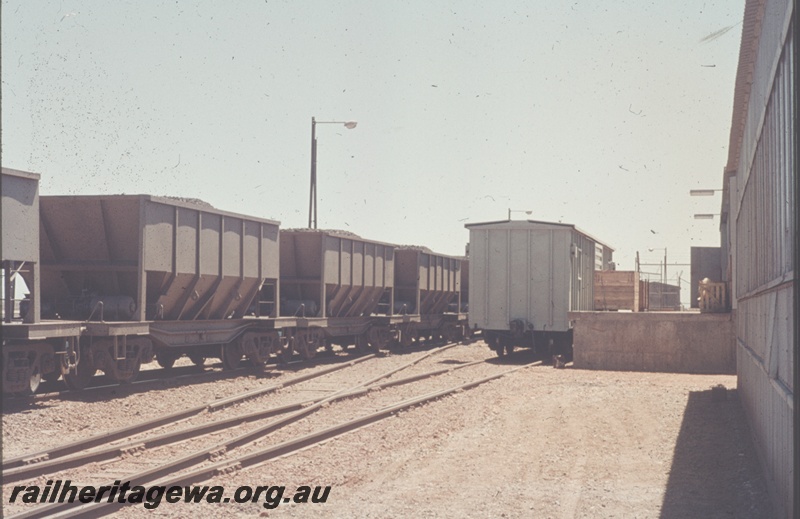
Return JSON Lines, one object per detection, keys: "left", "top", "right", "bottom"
{"left": 594, "top": 270, "right": 640, "bottom": 311}
{"left": 699, "top": 281, "right": 727, "bottom": 313}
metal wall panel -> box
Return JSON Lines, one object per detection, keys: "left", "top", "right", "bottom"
{"left": 176, "top": 208, "right": 198, "bottom": 274}
{"left": 221, "top": 216, "right": 242, "bottom": 277}
{"left": 729, "top": 7, "right": 794, "bottom": 518}
{"left": 2, "top": 169, "right": 41, "bottom": 323}
{"left": 199, "top": 213, "right": 221, "bottom": 277}
{"left": 529, "top": 230, "right": 556, "bottom": 329}
{"left": 1, "top": 169, "right": 40, "bottom": 263}
{"left": 736, "top": 27, "right": 794, "bottom": 299}
{"left": 736, "top": 0, "right": 792, "bottom": 204}
{"left": 143, "top": 201, "right": 174, "bottom": 272}
{"left": 486, "top": 229, "right": 509, "bottom": 329}
{"left": 469, "top": 229, "right": 488, "bottom": 329}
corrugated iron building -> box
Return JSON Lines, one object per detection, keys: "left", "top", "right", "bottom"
{"left": 721, "top": 0, "right": 795, "bottom": 516}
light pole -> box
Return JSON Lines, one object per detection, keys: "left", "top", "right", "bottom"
{"left": 648, "top": 247, "right": 667, "bottom": 285}
{"left": 309, "top": 117, "right": 357, "bottom": 229}
{"left": 508, "top": 209, "right": 532, "bottom": 220}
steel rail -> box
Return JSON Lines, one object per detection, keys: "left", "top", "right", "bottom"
{"left": 2, "top": 354, "right": 377, "bottom": 470}
{"left": 4, "top": 349, "right": 483, "bottom": 484}
{"left": 9, "top": 342, "right": 469, "bottom": 519}
{"left": 7, "top": 348, "right": 355, "bottom": 402}
{"left": 16, "top": 362, "right": 243, "bottom": 401}
{"left": 27, "top": 360, "right": 537, "bottom": 519}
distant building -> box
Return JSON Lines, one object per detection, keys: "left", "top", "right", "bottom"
{"left": 721, "top": 0, "right": 795, "bottom": 516}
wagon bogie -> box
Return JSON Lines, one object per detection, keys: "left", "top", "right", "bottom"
{"left": 1, "top": 343, "right": 52, "bottom": 395}
{"left": 83, "top": 336, "right": 152, "bottom": 384}
{"left": 240, "top": 331, "right": 283, "bottom": 367}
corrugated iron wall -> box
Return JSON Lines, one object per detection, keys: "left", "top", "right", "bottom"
{"left": 730, "top": 2, "right": 794, "bottom": 517}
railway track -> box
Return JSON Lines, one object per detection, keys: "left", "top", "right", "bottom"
{"left": 2, "top": 353, "right": 376, "bottom": 471}
{"left": 2, "top": 348, "right": 358, "bottom": 405}
{"left": 7, "top": 346, "right": 535, "bottom": 518}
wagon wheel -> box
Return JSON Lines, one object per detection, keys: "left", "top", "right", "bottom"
{"left": 188, "top": 354, "right": 206, "bottom": 367}
{"left": 221, "top": 343, "right": 243, "bottom": 370}
{"left": 368, "top": 327, "right": 391, "bottom": 351}
{"left": 296, "top": 333, "right": 318, "bottom": 360}
{"left": 64, "top": 349, "right": 97, "bottom": 390}
{"left": 442, "top": 323, "right": 458, "bottom": 343}
{"left": 41, "top": 364, "right": 62, "bottom": 382}
{"left": 114, "top": 355, "right": 142, "bottom": 385}
{"left": 156, "top": 350, "right": 179, "bottom": 369}
{"left": 248, "top": 352, "right": 268, "bottom": 368}
{"left": 20, "top": 359, "right": 42, "bottom": 396}
{"left": 399, "top": 328, "right": 413, "bottom": 348}
{"left": 354, "top": 334, "right": 372, "bottom": 354}
{"left": 484, "top": 333, "right": 503, "bottom": 357}
{"left": 247, "top": 336, "right": 274, "bottom": 368}
{"left": 494, "top": 337, "right": 506, "bottom": 357}
{"left": 27, "top": 368, "right": 42, "bottom": 395}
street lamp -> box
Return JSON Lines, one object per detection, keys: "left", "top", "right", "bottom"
{"left": 508, "top": 209, "right": 533, "bottom": 220}
{"left": 309, "top": 117, "right": 358, "bottom": 229}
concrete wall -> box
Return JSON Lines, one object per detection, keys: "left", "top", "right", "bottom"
{"left": 571, "top": 311, "right": 735, "bottom": 374}
{"left": 690, "top": 247, "right": 722, "bottom": 308}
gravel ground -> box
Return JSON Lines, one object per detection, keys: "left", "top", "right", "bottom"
{"left": 3, "top": 342, "right": 774, "bottom": 518}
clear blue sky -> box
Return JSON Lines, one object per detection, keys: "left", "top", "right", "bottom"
{"left": 2, "top": 0, "right": 743, "bottom": 304}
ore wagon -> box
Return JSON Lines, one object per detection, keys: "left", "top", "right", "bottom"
{"left": 393, "top": 247, "right": 465, "bottom": 346}
{"left": 1, "top": 169, "right": 125, "bottom": 394}
{"left": 279, "top": 229, "right": 397, "bottom": 354}
{"left": 38, "top": 194, "right": 284, "bottom": 384}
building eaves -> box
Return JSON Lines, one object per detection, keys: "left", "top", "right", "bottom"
{"left": 724, "top": 0, "right": 767, "bottom": 175}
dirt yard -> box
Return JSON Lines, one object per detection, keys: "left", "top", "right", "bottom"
{"left": 232, "top": 357, "right": 773, "bottom": 519}
{"left": 4, "top": 345, "right": 775, "bottom": 518}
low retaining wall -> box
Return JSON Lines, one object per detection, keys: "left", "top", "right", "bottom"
{"left": 571, "top": 311, "right": 735, "bottom": 374}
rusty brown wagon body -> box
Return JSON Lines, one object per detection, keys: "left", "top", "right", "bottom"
{"left": 392, "top": 247, "right": 466, "bottom": 346}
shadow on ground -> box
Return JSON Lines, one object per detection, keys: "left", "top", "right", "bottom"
{"left": 660, "top": 387, "right": 773, "bottom": 518}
